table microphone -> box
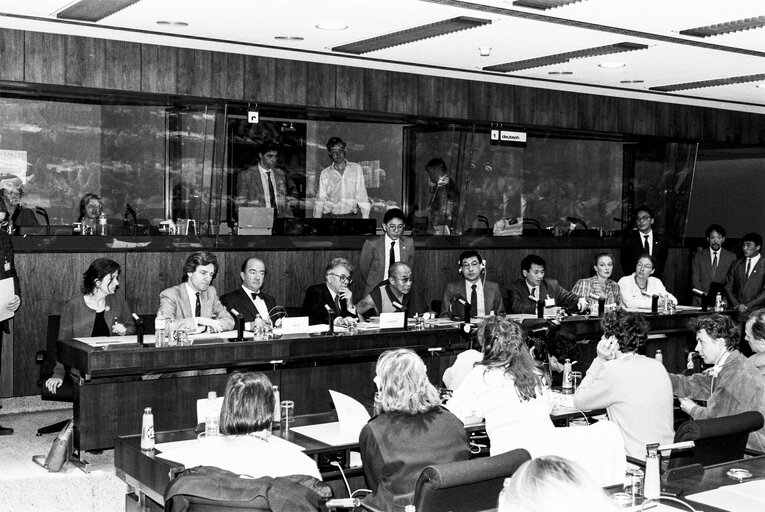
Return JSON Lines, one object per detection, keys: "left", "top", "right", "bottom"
{"left": 230, "top": 308, "right": 245, "bottom": 342}
{"left": 392, "top": 301, "right": 408, "bottom": 328}
{"left": 324, "top": 304, "right": 334, "bottom": 334}
{"left": 453, "top": 294, "right": 471, "bottom": 324}
{"left": 132, "top": 313, "right": 145, "bottom": 346}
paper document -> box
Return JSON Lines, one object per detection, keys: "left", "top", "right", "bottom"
{"left": 290, "top": 390, "right": 371, "bottom": 446}
{"left": 686, "top": 479, "right": 765, "bottom": 512}
{"left": 0, "top": 277, "right": 15, "bottom": 322}
{"left": 155, "top": 434, "right": 306, "bottom": 467}
{"left": 74, "top": 335, "right": 138, "bottom": 346}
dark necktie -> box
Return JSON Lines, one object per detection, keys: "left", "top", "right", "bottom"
{"left": 389, "top": 241, "right": 396, "bottom": 267}
{"left": 335, "top": 294, "right": 342, "bottom": 313}
{"left": 712, "top": 251, "right": 718, "bottom": 275}
{"left": 643, "top": 235, "right": 650, "bottom": 254}
{"left": 746, "top": 258, "right": 751, "bottom": 278}
{"left": 195, "top": 292, "right": 201, "bottom": 317}
{"left": 470, "top": 284, "right": 478, "bottom": 311}
{"left": 531, "top": 287, "right": 537, "bottom": 299}
{"left": 266, "top": 171, "right": 277, "bottom": 210}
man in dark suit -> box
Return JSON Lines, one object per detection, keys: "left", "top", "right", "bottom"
{"left": 235, "top": 141, "right": 295, "bottom": 218}
{"left": 0, "top": 226, "right": 21, "bottom": 436}
{"left": 359, "top": 208, "right": 415, "bottom": 295}
{"left": 620, "top": 205, "right": 669, "bottom": 279}
{"left": 220, "top": 257, "right": 279, "bottom": 326}
{"left": 440, "top": 250, "right": 505, "bottom": 319}
{"left": 691, "top": 224, "right": 736, "bottom": 307}
{"left": 508, "top": 254, "right": 586, "bottom": 315}
{"left": 302, "top": 257, "right": 358, "bottom": 325}
{"left": 725, "top": 232, "right": 765, "bottom": 320}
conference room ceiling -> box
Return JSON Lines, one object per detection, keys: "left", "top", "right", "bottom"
{"left": 2, "top": 0, "right": 765, "bottom": 110}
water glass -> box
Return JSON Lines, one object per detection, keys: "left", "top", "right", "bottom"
{"left": 280, "top": 400, "right": 295, "bottom": 425}
{"left": 174, "top": 329, "right": 190, "bottom": 346}
{"left": 624, "top": 468, "right": 644, "bottom": 498}
{"left": 414, "top": 313, "right": 424, "bottom": 330}
{"left": 568, "top": 371, "right": 582, "bottom": 391}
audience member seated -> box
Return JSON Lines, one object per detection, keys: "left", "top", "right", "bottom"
{"left": 220, "top": 257, "right": 280, "bottom": 326}
{"left": 497, "top": 456, "right": 618, "bottom": 512}
{"left": 355, "top": 262, "right": 426, "bottom": 319}
{"left": 0, "top": 177, "right": 39, "bottom": 230}
{"left": 745, "top": 308, "right": 765, "bottom": 376}
{"left": 573, "top": 309, "right": 674, "bottom": 460}
{"left": 78, "top": 192, "right": 103, "bottom": 235}
{"left": 360, "top": 349, "right": 469, "bottom": 512}
{"left": 46, "top": 258, "right": 135, "bottom": 394}
{"left": 618, "top": 254, "right": 677, "bottom": 309}
{"left": 440, "top": 250, "right": 505, "bottom": 319}
{"left": 508, "top": 254, "right": 586, "bottom": 315}
{"left": 157, "top": 251, "right": 234, "bottom": 334}
{"left": 442, "top": 326, "right": 484, "bottom": 391}
{"left": 571, "top": 252, "right": 621, "bottom": 312}
{"left": 669, "top": 314, "right": 765, "bottom": 452}
{"left": 359, "top": 208, "right": 414, "bottom": 296}
{"left": 691, "top": 224, "right": 735, "bottom": 307}
{"left": 445, "top": 317, "right": 555, "bottom": 456}
{"left": 302, "top": 257, "right": 358, "bottom": 325}
{"left": 182, "top": 371, "right": 321, "bottom": 479}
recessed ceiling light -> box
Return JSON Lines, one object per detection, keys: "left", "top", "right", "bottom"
{"left": 757, "top": 84, "right": 765, "bottom": 89}
{"left": 274, "top": 35, "right": 304, "bottom": 41}
{"left": 620, "top": 80, "right": 645, "bottom": 84}
{"left": 478, "top": 47, "right": 492, "bottom": 57}
{"left": 316, "top": 23, "right": 348, "bottom": 31}
{"left": 548, "top": 71, "right": 573, "bottom": 75}
{"left": 599, "top": 62, "right": 625, "bottom": 68}
{"left": 156, "top": 20, "right": 188, "bottom": 27}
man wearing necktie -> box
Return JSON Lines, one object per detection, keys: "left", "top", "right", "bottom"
{"left": 359, "top": 208, "right": 415, "bottom": 296}
{"left": 234, "top": 142, "right": 295, "bottom": 220}
{"left": 221, "top": 257, "right": 279, "bottom": 327}
{"left": 302, "top": 257, "right": 358, "bottom": 325}
{"left": 724, "top": 232, "right": 765, "bottom": 320}
{"left": 620, "top": 205, "right": 668, "bottom": 279}
{"left": 440, "top": 250, "right": 505, "bottom": 319}
{"left": 691, "top": 224, "right": 735, "bottom": 307}
{"left": 157, "top": 251, "right": 234, "bottom": 334}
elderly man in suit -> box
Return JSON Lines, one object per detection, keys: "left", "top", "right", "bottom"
{"left": 691, "top": 224, "right": 736, "bottom": 307}
{"left": 620, "top": 205, "right": 669, "bottom": 279}
{"left": 359, "top": 208, "right": 414, "bottom": 295}
{"left": 157, "top": 251, "right": 234, "bottom": 333}
{"left": 725, "top": 232, "right": 765, "bottom": 320}
{"left": 508, "top": 254, "right": 586, "bottom": 315}
{"left": 220, "top": 257, "right": 279, "bottom": 327}
{"left": 302, "top": 257, "right": 358, "bottom": 325}
{"left": 441, "top": 250, "right": 504, "bottom": 319}
{"left": 235, "top": 141, "right": 294, "bottom": 218}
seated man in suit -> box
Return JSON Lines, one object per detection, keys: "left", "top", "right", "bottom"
{"left": 359, "top": 208, "right": 414, "bottom": 296}
{"left": 440, "top": 250, "right": 505, "bottom": 319}
{"left": 356, "top": 262, "right": 426, "bottom": 318}
{"left": 508, "top": 254, "right": 586, "bottom": 315}
{"left": 157, "top": 251, "right": 234, "bottom": 333}
{"left": 302, "top": 257, "right": 358, "bottom": 325}
{"left": 220, "top": 257, "right": 279, "bottom": 327}
{"left": 725, "top": 232, "right": 765, "bottom": 320}
{"left": 620, "top": 205, "right": 668, "bottom": 279}
{"left": 691, "top": 223, "right": 736, "bottom": 306}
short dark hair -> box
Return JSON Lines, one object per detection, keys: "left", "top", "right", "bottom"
{"left": 182, "top": 251, "right": 218, "bottom": 282}
{"left": 79, "top": 193, "right": 102, "bottom": 220}
{"left": 81, "top": 258, "right": 121, "bottom": 295}
{"left": 425, "top": 158, "right": 447, "bottom": 173}
{"left": 259, "top": 141, "right": 279, "bottom": 155}
{"left": 383, "top": 208, "right": 406, "bottom": 225}
{"left": 748, "top": 309, "right": 765, "bottom": 342}
{"left": 326, "top": 136, "right": 346, "bottom": 151}
{"left": 634, "top": 205, "right": 655, "bottom": 219}
{"left": 220, "top": 372, "right": 274, "bottom": 435}
{"left": 705, "top": 224, "right": 726, "bottom": 238}
{"left": 240, "top": 257, "right": 265, "bottom": 273}
{"left": 742, "top": 232, "right": 763, "bottom": 247}
{"left": 459, "top": 250, "right": 483, "bottom": 266}
{"left": 521, "top": 254, "right": 546, "bottom": 272}
{"left": 600, "top": 309, "right": 649, "bottom": 353}
{"left": 689, "top": 314, "right": 740, "bottom": 350}
{"left": 636, "top": 253, "right": 657, "bottom": 270}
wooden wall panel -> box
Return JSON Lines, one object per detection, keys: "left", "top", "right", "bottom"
{"left": 24, "top": 32, "right": 66, "bottom": 85}
{"left": 578, "top": 93, "right": 619, "bottom": 133}
{"left": 618, "top": 98, "right": 657, "bottom": 136}
{"left": 335, "top": 65, "right": 365, "bottom": 111}
{"left": 177, "top": 48, "right": 213, "bottom": 97}
{"left": 65, "top": 36, "right": 105, "bottom": 88}
{"left": 274, "top": 59, "right": 308, "bottom": 105}
{"left": 141, "top": 44, "right": 177, "bottom": 94}
{"left": 210, "top": 52, "right": 244, "bottom": 100}
{"left": 243, "top": 55, "right": 277, "bottom": 103}
{"left": 364, "top": 70, "right": 418, "bottom": 115}
{"left": 0, "top": 29, "right": 24, "bottom": 82}
{"left": 468, "top": 81, "right": 491, "bottom": 121}
{"left": 488, "top": 82, "right": 516, "bottom": 124}
{"left": 417, "top": 76, "right": 469, "bottom": 119}
{"left": 305, "top": 62, "right": 336, "bottom": 108}
{"left": 103, "top": 39, "right": 141, "bottom": 91}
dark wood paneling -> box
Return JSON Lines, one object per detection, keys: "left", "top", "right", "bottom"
{"left": 177, "top": 48, "right": 213, "bottom": 97}
{"left": 0, "top": 29, "right": 24, "bottom": 82}
{"left": 140, "top": 44, "right": 177, "bottom": 94}
{"left": 528, "top": 88, "right": 577, "bottom": 129}
{"left": 24, "top": 32, "right": 66, "bottom": 85}
{"left": 364, "top": 69, "right": 418, "bottom": 114}
{"left": 488, "top": 82, "right": 516, "bottom": 124}
{"left": 65, "top": 36, "right": 105, "bottom": 88}
{"left": 578, "top": 93, "right": 619, "bottom": 133}
{"left": 274, "top": 59, "right": 308, "bottom": 105}
{"left": 243, "top": 55, "right": 277, "bottom": 103}
{"left": 417, "top": 76, "right": 469, "bottom": 119}
{"left": 103, "top": 39, "right": 141, "bottom": 91}
{"left": 210, "top": 51, "right": 244, "bottom": 100}
{"left": 335, "top": 65, "right": 365, "bottom": 111}
{"left": 305, "top": 62, "right": 336, "bottom": 108}
{"left": 617, "top": 98, "right": 657, "bottom": 136}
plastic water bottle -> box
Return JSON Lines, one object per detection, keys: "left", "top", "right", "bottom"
{"left": 154, "top": 315, "right": 166, "bottom": 347}
{"left": 140, "top": 407, "right": 155, "bottom": 451}
{"left": 562, "top": 359, "right": 572, "bottom": 391}
{"left": 98, "top": 212, "right": 107, "bottom": 236}
{"left": 644, "top": 444, "right": 661, "bottom": 499}
{"left": 714, "top": 293, "right": 723, "bottom": 312}
{"left": 253, "top": 314, "right": 265, "bottom": 339}
{"left": 273, "top": 385, "right": 281, "bottom": 423}
{"left": 205, "top": 391, "right": 220, "bottom": 437}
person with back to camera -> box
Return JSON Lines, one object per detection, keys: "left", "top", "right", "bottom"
{"left": 440, "top": 250, "right": 505, "bottom": 319}
{"left": 359, "top": 207, "right": 414, "bottom": 296}
{"left": 78, "top": 193, "right": 103, "bottom": 235}
{"left": 45, "top": 258, "right": 135, "bottom": 395}
{"left": 571, "top": 252, "right": 621, "bottom": 313}
{"left": 744, "top": 308, "right": 765, "bottom": 376}
{"left": 445, "top": 317, "right": 555, "bottom": 456}
{"left": 507, "top": 254, "right": 587, "bottom": 315}
{"left": 359, "top": 349, "right": 469, "bottom": 512}
{"left": 691, "top": 224, "right": 735, "bottom": 307}
{"left": 573, "top": 309, "right": 674, "bottom": 460}
{"left": 618, "top": 254, "right": 677, "bottom": 310}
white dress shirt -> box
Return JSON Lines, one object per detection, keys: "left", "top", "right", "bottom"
{"left": 747, "top": 254, "right": 761, "bottom": 276}
{"left": 383, "top": 234, "right": 400, "bottom": 279}
{"left": 242, "top": 285, "right": 270, "bottom": 320}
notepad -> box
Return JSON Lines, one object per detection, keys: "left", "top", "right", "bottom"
{"left": 290, "top": 390, "right": 371, "bottom": 446}
{"left": 686, "top": 479, "right": 765, "bottom": 512}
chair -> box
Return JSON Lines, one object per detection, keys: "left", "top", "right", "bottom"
{"left": 35, "top": 315, "right": 74, "bottom": 435}
{"left": 409, "top": 448, "right": 531, "bottom": 512}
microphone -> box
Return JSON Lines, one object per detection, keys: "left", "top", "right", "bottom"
{"left": 566, "top": 216, "right": 588, "bottom": 230}
{"left": 451, "top": 294, "right": 471, "bottom": 323}
{"left": 454, "top": 294, "right": 468, "bottom": 306}
{"left": 324, "top": 304, "right": 335, "bottom": 334}
{"left": 132, "top": 313, "right": 145, "bottom": 346}
{"left": 230, "top": 308, "right": 245, "bottom": 342}
{"left": 125, "top": 204, "right": 137, "bottom": 223}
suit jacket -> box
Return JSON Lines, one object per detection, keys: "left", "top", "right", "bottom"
{"left": 440, "top": 280, "right": 505, "bottom": 318}
{"left": 235, "top": 166, "right": 293, "bottom": 218}
{"left": 359, "top": 235, "right": 415, "bottom": 295}
{"left": 302, "top": 283, "right": 357, "bottom": 325}
{"left": 691, "top": 247, "right": 736, "bottom": 306}
{"left": 620, "top": 231, "right": 669, "bottom": 279}
{"left": 507, "top": 278, "right": 581, "bottom": 314}
{"left": 0, "top": 231, "right": 18, "bottom": 337}
{"left": 220, "top": 287, "right": 278, "bottom": 324}
{"left": 157, "top": 283, "right": 235, "bottom": 331}
{"left": 724, "top": 257, "right": 765, "bottom": 311}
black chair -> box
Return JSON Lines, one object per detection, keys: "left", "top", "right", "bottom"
{"left": 410, "top": 448, "right": 531, "bottom": 512}
{"left": 35, "top": 315, "right": 74, "bottom": 435}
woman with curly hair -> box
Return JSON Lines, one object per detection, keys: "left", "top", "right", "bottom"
{"left": 574, "top": 309, "right": 674, "bottom": 460}
{"left": 445, "top": 316, "right": 555, "bottom": 456}
{"left": 359, "top": 348, "right": 469, "bottom": 512}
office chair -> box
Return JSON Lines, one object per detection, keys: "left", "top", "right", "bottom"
{"left": 35, "top": 315, "right": 74, "bottom": 435}
{"left": 409, "top": 448, "right": 531, "bottom": 512}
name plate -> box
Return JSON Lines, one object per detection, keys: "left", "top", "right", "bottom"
{"left": 281, "top": 316, "right": 310, "bottom": 334}
{"left": 379, "top": 312, "right": 406, "bottom": 329}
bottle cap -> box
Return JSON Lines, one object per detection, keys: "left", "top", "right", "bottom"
{"left": 144, "top": 407, "right": 152, "bottom": 414}
{"left": 208, "top": 391, "right": 217, "bottom": 399}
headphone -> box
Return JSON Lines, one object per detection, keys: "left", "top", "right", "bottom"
{"left": 457, "top": 253, "right": 487, "bottom": 274}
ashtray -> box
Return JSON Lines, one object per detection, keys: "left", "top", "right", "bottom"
{"left": 726, "top": 468, "right": 752, "bottom": 481}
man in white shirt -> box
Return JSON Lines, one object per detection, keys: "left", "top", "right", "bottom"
{"left": 220, "top": 257, "right": 279, "bottom": 327}
{"left": 313, "top": 137, "right": 371, "bottom": 219}
{"left": 441, "top": 250, "right": 505, "bottom": 319}
{"left": 725, "top": 232, "right": 765, "bottom": 319}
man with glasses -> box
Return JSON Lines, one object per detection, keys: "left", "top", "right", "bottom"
{"left": 313, "top": 136, "right": 370, "bottom": 219}
{"left": 302, "top": 257, "right": 358, "bottom": 325}
{"left": 356, "top": 262, "right": 425, "bottom": 318}
{"left": 508, "top": 254, "right": 586, "bottom": 315}
{"left": 441, "top": 250, "right": 505, "bottom": 319}
{"left": 620, "top": 205, "right": 668, "bottom": 279}
{"left": 359, "top": 208, "right": 414, "bottom": 295}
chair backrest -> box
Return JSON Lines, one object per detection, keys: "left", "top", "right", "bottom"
{"left": 411, "top": 448, "right": 531, "bottom": 512}
{"left": 38, "top": 315, "right": 74, "bottom": 402}
{"left": 668, "top": 411, "right": 764, "bottom": 469}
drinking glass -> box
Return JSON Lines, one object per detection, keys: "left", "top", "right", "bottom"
{"left": 568, "top": 371, "right": 582, "bottom": 391}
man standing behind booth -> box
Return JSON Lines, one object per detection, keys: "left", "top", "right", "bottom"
{"left": 620, "top": 206, "right": 668, "bottom": 279}
{"left": 725, "top": 232, "right": 765, "bottom": 319}
{"left": 691, "top": 224, "right": 735, "bottom": 307}
{"left": 158, "top": 251, "right": 234, "bottom": 333}
{"left": 508, "top": 254, "right": 587, "bottom": 315}
{"left": 313, "top": 137, "right": 370, "bottom": 219}
{"left": 0, "top": 221, "right": 21, "bottom": 435}
{"left": 302, "top": 257, "right": 358, "bottom": 325}
{"left": 441, "top": 250, "right": 504, "bottom": 319}
{"left": 425, "top": 157, "right": 459, "bottom": 235}
{"left": 356, "top": 262, "right": 425, "bottom": 318}
{"left": 235, "top": 142, "right": 294, "bottom": 219}
{"left": 359, "top": 208, "right": 414, "bottom": 296}
{"left": 220, "top": 257, "right": 278, "bottom": 327}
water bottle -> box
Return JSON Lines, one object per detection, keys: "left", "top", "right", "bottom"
{"left": 714, "top": 293, "right": 723, "bottom": 312}
{"left": 154, "top": 315, "right": 166, "bottom": 347}
{"left": 562, "top": 358, "right": 572, "bottom": 391}
{"left": 253, "top": 314, "right": 265, "bottom": 339}
{"left": 205, "top": 391, "right": 220, "bottom": 437}
{"left": 655, "top": 349, "right": 663, "bottom": 364}
{"left": 273, "top": 385, "right": 281, "bottom": 423}
{"left": 98, "top": 212, "right": 107, "bottom": 236}
{"left": 644, "top": 444, "right": 660, "bottom": 499}
{"left": 140, "top": 407, "right": 155, "bottom": 451}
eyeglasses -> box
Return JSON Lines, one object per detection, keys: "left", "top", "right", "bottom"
{"left": 636, "top": 215, "right": 651, "bottom": 221}
{"left": 328, "top": 273, "right": 353, "bottom": 284}
{"left": 637, "top": 263, "right": 654, "bottom": 270}
{"left": 394, "top": 276, "right": 414, "bottom": 284}
{"left": 329, "top": 148, "right": 346, "bottom": 155}
{"left": 461, "top": 261, "right": 481, "bottom": 269}
{"left": 385, "top": 223, "right": 405, "bottom": 231}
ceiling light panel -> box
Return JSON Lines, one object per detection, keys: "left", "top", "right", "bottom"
{"left": 651, "top": 73, "right": 765, "bottom": 92}
{"left": 483, "top": 42, "right": 647, "bottom": 72}
{"left": 56, "top": 0, "right": 141, "bottom": 22}
{"left": 512, "top": 0, "right": 584, "bottom": 10}
{"left": 679, "top": 16, "right": 765, "bottom": 37}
